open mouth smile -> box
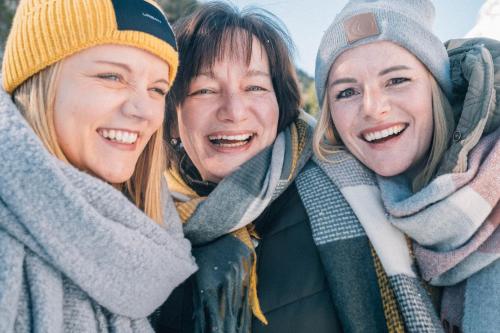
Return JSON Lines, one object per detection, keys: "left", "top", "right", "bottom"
{"left": 98, "top": 129, "right": 139, "bottom": 145}
{"left": 208, "top": 133, "right": 255, "bottom": 148}
{"left": 361, "top": 124, "right": 407, "bottom": 144}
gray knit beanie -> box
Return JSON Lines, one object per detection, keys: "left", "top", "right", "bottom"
{"left": 315, "top": 0, "right": 452, "bottom": 106}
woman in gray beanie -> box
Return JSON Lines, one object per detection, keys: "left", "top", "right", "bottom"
{"left": 313, "top": 0, "right": 500, "bottom": 332}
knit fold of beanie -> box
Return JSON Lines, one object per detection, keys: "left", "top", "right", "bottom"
{"left": 2, "top": 0, "right": 179, "bottom": 93}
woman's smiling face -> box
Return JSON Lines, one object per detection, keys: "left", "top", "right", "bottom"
{"left": 327, "top": 41, "right": 434, "bottom": 177}
{"left": 53, "top": 44, "right": 170, "bottom": 183}
{"left": 177, "top": 36, "right": 279, "bottom": 183}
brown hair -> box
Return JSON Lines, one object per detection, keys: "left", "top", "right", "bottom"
{"left": 313, "top": 74, "right": 454, "bottom": 192}
{"left": 13, "top": 63, "right": 166, "bottom": 225}
{"left": 164, "top": 1, "right": 301, "bottom": 166}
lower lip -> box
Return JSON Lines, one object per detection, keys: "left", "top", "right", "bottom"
{"left": 99, "top": 134, "right": 138, "bottom": 151}
{"left": 208, "top": 137, "right": 254, "bottom": 153}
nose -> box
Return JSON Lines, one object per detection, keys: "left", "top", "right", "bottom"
{"left": 361, "top": 87, "right": 390, "bottom": 119}
{"left": 121, "top": 90, "right": 157, "bottom": 121}
{"left": 217, "top": 92, "right": 248, "bottom": 123}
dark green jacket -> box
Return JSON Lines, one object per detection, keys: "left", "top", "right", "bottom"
{"left": 152, "top": 183, "right": 341, "bottom": 333}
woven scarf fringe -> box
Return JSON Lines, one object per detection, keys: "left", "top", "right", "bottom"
{"left": 371, "top": 246, "right": 406, "bottom": 333}
{"left": 192, "top": 237, "right": 262, "bottom": 333}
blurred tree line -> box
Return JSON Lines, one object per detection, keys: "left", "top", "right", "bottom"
{"left": 0, "top": 0, "right": 318, "bottom": 114}
{"left": 0, "top": 0, "right": 18, "bottom": 49}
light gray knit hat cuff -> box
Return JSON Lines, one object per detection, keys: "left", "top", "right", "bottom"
{"left": 315, "top": 9, "right": 452, "bottom": 106}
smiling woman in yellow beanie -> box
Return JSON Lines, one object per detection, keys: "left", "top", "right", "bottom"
{"left": 0, "top": 0, "right": 197, "bottom": 332}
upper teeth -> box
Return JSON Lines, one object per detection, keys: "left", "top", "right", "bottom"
{"left": 363, "top": 124, "right": 406, "bottom": 142}
{"left": 100, "top": 129, "right": 138, "bottom": 144}
{"left": 208, "top": 134, "right": 253, "bottom": 141}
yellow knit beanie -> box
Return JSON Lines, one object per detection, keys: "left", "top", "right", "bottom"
{"left": 2, "top": 0, "right": 179, "bottom": 93}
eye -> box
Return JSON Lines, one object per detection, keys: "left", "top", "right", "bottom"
{"left": 96, "top": 73, "right": 122, "bottom": 82}
{"left": 188, "top": 88, "right": 215, "bottom": 96}
{"left": 387, "top": 77, "right": 410, "bottom": 86}
{"left": 336, "top": 88, "right": 358, "bottom": 99}
{"left": 150, "top": 87, "right": 168, "bottom": 96}
{"left": 246, "top": 85, "right": 267, "bottom": 92}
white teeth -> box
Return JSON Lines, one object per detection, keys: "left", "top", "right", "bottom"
{"left": 99, "top": 129, "right": 138, "bottom": 144}
{"left": 208, "top": 134, "right": 253, "bottom": 141}
{"left": 363, "top": 124, "right": 406, "bottom": 142}
{"left": 207, "top": 133, "right": 255, "bottom": 148}
{"left": 216, "top": 141, "right": 248, "bottom": 148}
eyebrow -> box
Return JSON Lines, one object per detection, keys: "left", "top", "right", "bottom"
{"left": 378, "top": 65, "right": 411, "bottom": 76}
{"left": 195, "top": 69, "right": 270, "bottom": 80}
{"left": 246, "top": 69, "right": 271, "bottom": 78}
{"left": 94, "top": 60, "right": 132, "bottom": 72}
{"left": 196, "top": 71, "right": 216, "bottom": 79}
{"left": 329, "top": 77, "right": 357, "bottom": 87}
{"left": 329, "top": 65, "right": 412, "bottom": 88}
{"left": 93, "top": 60, "right": 169, "bottom": 85}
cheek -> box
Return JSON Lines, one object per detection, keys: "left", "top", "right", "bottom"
{"left": 150, "top": 105, "right": 165, "bottom": 133}
{"left": 267, "top": 108, "right": 279, "bottom": 137}
{"left": 53, "top": 96, "right": 81, "bottom": 144}
{"left": 178, "top": 104, "right": 204, "bottom": 132}
{"left": 330, "top": 107, "right": 352, "bottom": 140}
{"left": 258, "top": 96, "right": 279, "bottom": 136}
{"left": 177, "top": 109, "right": 203, "bottom": 151}
{"left": 414, "top": 95, "right": 434, "bottom": 141}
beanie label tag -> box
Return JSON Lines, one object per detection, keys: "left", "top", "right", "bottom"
{"left": 111, "top": 0, "right": 177, "bottom": 50}
{"left": 343, "top": 13, "right": 380, "bottom": 44}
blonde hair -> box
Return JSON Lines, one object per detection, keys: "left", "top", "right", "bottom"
{"left": 12, "top": 64, "right": 166, "bottom": 225}
{"left": 313, "top": 75, "right": 454, "bottom": 192}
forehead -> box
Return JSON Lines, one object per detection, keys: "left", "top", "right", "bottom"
{"left": 60, "top": 44, "right": 170, "bottom": 79}
{"left": 331, "top": 41, "right": 425, "bottom": 76}
{"left": 195, "top": 30, "right": 271, "bottom": 75}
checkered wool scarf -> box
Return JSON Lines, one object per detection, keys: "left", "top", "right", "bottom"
{"left": 378, "top": 37, "right": 500, "bottom": 333}
{"left": 165, "top": 111, "right": 315, "bottom": 333}
{"left": 378, "top": 128, "right": 500, "bottom": 333}
{"left": 296, "top": 153, "right": 443, "bottom": 333}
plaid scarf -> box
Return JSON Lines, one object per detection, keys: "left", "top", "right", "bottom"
{"left": 378, "top": 128, "right": 500, "bottom": 332}
{"left": 165, "top": 111, "right": 315, "bottom": 332}
{"left": 378, "top": 37, "right": 500, "bottom": 333}
{"left": 296, "top": 153, "right": 443, "bottom": 333}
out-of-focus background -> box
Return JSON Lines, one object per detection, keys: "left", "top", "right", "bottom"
{"left": 1, "top": 0, "right": 499, "bottom": 115}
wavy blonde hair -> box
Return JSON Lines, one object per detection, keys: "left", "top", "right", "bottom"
{"left": 313, "top": 75, "right": 454, "bottom": 192}
{"left": 12, "top": 63, "right": 166, "bottom": 225}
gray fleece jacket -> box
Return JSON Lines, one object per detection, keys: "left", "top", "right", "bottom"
{"left": 0, "top": 85, "right": 197, "bottom": 332}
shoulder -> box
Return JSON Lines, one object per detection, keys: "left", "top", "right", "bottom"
{"left": 303, "top": 151, "right": 377, "bottom": 189}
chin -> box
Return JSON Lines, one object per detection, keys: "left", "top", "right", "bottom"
{"left": 372, "top": 164, "right": 409, "bottom": 178}
{"left": 95, "top": 167, "right": 135, "bottom": 184}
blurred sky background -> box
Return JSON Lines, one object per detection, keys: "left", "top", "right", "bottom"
{"left": 214, "top": 0, "right": 487, "bottom": 76}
